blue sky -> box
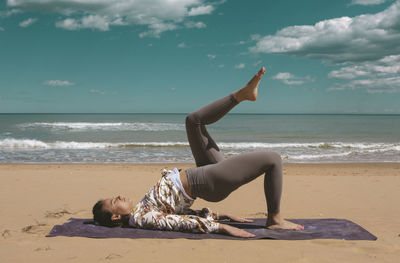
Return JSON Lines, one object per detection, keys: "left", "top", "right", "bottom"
{"left": 1, "top": 0, "right": 399, "bottom": 113}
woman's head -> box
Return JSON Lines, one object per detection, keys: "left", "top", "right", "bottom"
{"left": 92, "top": 195, "right": 134, "bottom": 227}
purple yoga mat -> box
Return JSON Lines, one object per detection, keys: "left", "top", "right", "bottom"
{"left": 47, "top": 218, "right": 377, "bottom": 240}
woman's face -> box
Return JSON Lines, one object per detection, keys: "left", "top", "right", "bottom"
{"left": 102, "top": 195, "right": 134, "bottom": 217}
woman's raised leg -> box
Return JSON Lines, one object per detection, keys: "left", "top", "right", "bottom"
{"left": 186, "top": 67, "right": 266, "bottom": 167}
{"left": 185, "top": 94, "right": 237, "bottom": 167}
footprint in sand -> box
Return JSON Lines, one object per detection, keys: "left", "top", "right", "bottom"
{"left": 21, "top": 221, "right": 47, "bottom": 234}
{"left": 34, "top": 246, "right": 52, "bottom": 252}
{"left": 2, "top": 229, "right": 12, "bottom": 238}
{"left": 105, "top": 253, "right": 122, "bottom": 260}
{"left": 45, "top": 208, "right": 72, "bottom": 218}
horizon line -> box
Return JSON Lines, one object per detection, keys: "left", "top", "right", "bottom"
{"left": 1, "top": 112, "right": 399, "bottom": 116}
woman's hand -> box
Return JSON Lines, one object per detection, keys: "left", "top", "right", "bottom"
{"left": 218, "top": 224, "right": 255, "bottom": 238}
{"left": 217, "top": 213, "right": 253, "bottom": 223}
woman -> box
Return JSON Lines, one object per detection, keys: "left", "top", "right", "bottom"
{"left": 93, "top": 67, "right": 304, "bottom": 238}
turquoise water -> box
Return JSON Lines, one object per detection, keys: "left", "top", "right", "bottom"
{"left": 1, "top": 113, "right": 399, "bottom": 163}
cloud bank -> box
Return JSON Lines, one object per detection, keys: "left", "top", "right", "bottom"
{"left": 250, "top": 1, "right": 400, "bottom": 64}
{"left": 329, "top": 55, "right": 400, "bottom": 93}
{"left": 6, "top": 0, "right": 219, "bottom": 37}
{"left": 250, "top": 1, "right": 400, "bottom": 93}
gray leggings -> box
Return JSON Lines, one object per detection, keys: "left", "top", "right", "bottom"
{"left": 185, "top": 94, "right": 283, "bottom": 214}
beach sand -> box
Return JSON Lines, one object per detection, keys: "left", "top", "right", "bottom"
{"left": 1, "top": 163, "right": 400, "bottom": 262}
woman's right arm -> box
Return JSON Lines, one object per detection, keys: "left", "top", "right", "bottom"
{"left": 134, "top": 211, "right": 219, "bottom": 233}
{"left": 134, "top": 210, "right": 254, "bottom": 237}
{"left": 218, "top": 223, "right": 255, "bottom": 238}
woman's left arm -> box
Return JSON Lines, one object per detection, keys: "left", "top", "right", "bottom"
{"left": 184, "top": 208, "right": 254, "bottom": 223}
{"left": 215, "top": 213, "right": 254, "bottom": 223}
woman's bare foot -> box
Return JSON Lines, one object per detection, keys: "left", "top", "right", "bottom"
{"left": 266, "top": 213, "right": 304, "bottom": 230}
{"left": 233, "top": 67, "right": 266, "bottom": 102}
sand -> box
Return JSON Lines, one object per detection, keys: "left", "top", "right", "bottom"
{"left": 1, "top": 162, "right": 400, "bottom": 262}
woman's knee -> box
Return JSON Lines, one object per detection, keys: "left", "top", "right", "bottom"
{"left": 186, "top": 112, "right": 201, "bottom": 126}
{"left": 262, "top": 151, "right": 282, "bottom": 165}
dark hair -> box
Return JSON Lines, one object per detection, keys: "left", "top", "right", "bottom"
{"left": 92, "top": 199, "right": 131, "bottom": 227}
{"left": 92, "top": 200, "right": 117, "bottom": 227}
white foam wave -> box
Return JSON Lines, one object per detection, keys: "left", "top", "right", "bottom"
{"left": 1, "top": 138, "right": 399, "bottom": 152}
{"left": 0, "top": 139, "right": 50, "bottom": 149}
{"left": 0, "top": 138, "right": 189, "bottom": 149}
{"left": 17, "top": 122, "right": 185, "bottom": 131}
{"left": 218, "top": 142, "right": 400, "bottom": 150}
{"left": 288, "top": 152, "right": 353, "bottom": 160}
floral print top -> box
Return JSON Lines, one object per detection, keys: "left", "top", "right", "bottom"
{"left": 128, "top": 168, "right": 220, "bottom": 233}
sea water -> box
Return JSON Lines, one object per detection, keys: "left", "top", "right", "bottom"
{"left": 0, "top": 113, "right": 399, "bottom": 163}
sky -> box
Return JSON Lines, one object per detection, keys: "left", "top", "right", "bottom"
{"left": 0, "top": 0, "right": 400, "bottom": 114}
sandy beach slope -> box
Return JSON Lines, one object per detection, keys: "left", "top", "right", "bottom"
{"left": 1, "top": 163, "right": 400, "bottom": 262}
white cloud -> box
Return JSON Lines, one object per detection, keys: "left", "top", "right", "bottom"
{"left": 328, "top": 67, "right": 370, "bottom": 79}
{"left": 250, "top": 1, "right": 400, "bottom": 63}
{"left": 249, "top": 1, "right": 400, "bottom": 94}
{"left": 56, "top": 14, "right": 145, "bottom": 32}
{"left": 328, "top": 55, "right": 400, "bottom": 93}
{"left": 350, "top": 0, "right": 389, "bottom": 5}
{"left": 188, "top": 5, "right": 214, "bottom": 16}
{"left": 273, "top": 72, "right": 293, "bottom": 80}
{"left": 81, "top": 15, "right": 109, "bottom": 31}
{"left": 329, "top": 55, "right": 400, "bottom": 79}
{"left": 178, "top": 42, "right": 186, "bottom": 48}
{"left": 139, "top": 22, "right": 177, "bottom": 38}
{"left": 7, "top": 0, "right": 219, "bottom": 37}
{"left": 0, "top": 8, "right": 22, "bottom": 17}
{"left": 90, "top": 89, "right": 105, "bottom": 94}
{"left": 235, "top": 63, "right": 245, "bottom": 69}
{"left": 272, "top": 72, "right": 315, "bottom": 85}
{"left": 0, "top": 26, "right": 4, "bottom": 31}
{"left": 184, "top": 21, "right": 206, "bottom": 28}
{"left": 348, "top": 77, "right": 400, "bottom": 93}
{"left": 44, "top": 80, "right": 75, "bottom": 87}
{"left": 19, "top": 17, "right": 37, "bottom": 27}
{"left": 250, "top": 34, "right": 261, "bottom": 41}
{"left": 55, "top": 18, "right": 80, "bottom": 30}
{"left": 218, "top": 64, "right": 225, "bottom": 68}
{"left": 207, "top": 54, "right": 216, "bottom": 59}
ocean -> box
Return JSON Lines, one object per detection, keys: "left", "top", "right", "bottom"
{"left": 0, "top": 113, "right": 399, "bottom": 163}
